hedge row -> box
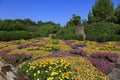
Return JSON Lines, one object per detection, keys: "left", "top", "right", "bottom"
{"left": 0, "top": 31, "right": 31, "bottom": 41}
{"left": 85, "top": 22, "right": 120, "bottom": 42}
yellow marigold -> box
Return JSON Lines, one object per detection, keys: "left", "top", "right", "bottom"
{"left": 26, "top": 70, "right": 28, "bottom": 73}
{"left": 37, "top": 78, "right": 40, "bottom": 80}
{"left": 46, "top": 70, "right": 48, "bottom": 73}
{"left": 37, "top": 70, "right": 40, "bottom": 74}
{"left": 51, "top": 72, "right": 58, "bottom": 76}
{"left": 47, "top": 77, "right": 54, "bottom": 80}
{"left": 34, "top": 73, "right": 36, "bottom": 76}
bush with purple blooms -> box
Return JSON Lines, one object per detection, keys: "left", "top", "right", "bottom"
{"left": 0, "top": 49, "right": 11, "bottom": 57}
{"left": 107, "top": 53, "right": 119, "bottom": 63}
{"left": 49, "top": 51, "right": 80, "bottom": 57}
{"left": 74, "top": 44, "right": 87, "bottom": 48}
{"left": 70, "top": 45, "right": 79, "bottom": 49}
{"left": 17, "top": 44, "right": 30, "bottom": 49}
{"left": 70, "top": 49, "right": 87, "bottom": 57}
{"left": 4, "top": 54, "right": 31, "bottom": 64}
{"left": 90, "top": 52, "right": 119, "bottom": 63}
{"left": 116, "top": 43, "right": 120, "bottom": 46}
{"left": 32, "top": 43, "right": 44, "bottom": 47}
{"left": 87, "top": 57, "right": 115, "bottom": 74}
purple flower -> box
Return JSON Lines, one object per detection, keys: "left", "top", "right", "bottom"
{"left": 71, "top": 49, "right": 87, "bottom": 57}
{"left": 87, "top": 57, "right": 115, "bottom": 74}
{"left": 32, "top": 43, "right": 44, "bottom": 47}
{"left": 0, "top": 50, "right": 11, "bottom": 56}
{"left": 116, "top": 43, "right": 120, "bottom": 47}
{"left": 49, "top": 51, "right": 80, "bottom": 57}
{"left": 106, "top": 53, "right": 119, "bottom": 63}
{"left": 7, "top": 54, "right": 19, "bottom": 59}
{"left": 74, "top": 44, "right": 86, "bottom": 48}
{"left": 90, "top": 52, "right": 119, "bottom": 63}
{"left": 90, "top": 52, "right": 106, "bottom": 58}
{"left": 17, "top": 44, "right": 30, "bottom": 49}
{"left": 4, "top": 53, "right": 31, "bottom": 64}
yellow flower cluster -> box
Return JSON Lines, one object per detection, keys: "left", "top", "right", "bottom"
{"left": 19, "top": 58, "right": 74, "bottom": 80}
{"left": 27, "top": 46, "right": 40, "bottom": 51}
{"left": 72, "top": 40, "right": 120, "bottom": 56}
{"left": 62, "top": 57, "right": 108, "bottom": 80}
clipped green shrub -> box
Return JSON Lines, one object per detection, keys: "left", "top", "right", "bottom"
{"left": 85, "top": 22, "right": 120, "bottom": 42}
{"left": 0, "top": 31, "right": 31, "bottom": 41}
{"left": 0, "top": 31, "right": 10, "bottom": 41}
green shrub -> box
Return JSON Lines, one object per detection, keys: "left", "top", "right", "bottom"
{"left": 85, "top": 22, "right": 120, "bottom": 42}
{"left": 0, "top": 31, "right": 31, "bottom": 41}
{"left": 56, "top": 34, "right": 83, "bottom": 40}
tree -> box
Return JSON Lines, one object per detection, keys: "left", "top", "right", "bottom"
{"left": 88, "top": 11, "right": 96, "bottom": 23}
{"left": 90, "top": 0, "right": 114, "bottom": 22}
{"left": 24, "top": 18, "right": 36, "bottom": 26}
{"left": 82, "top": 19, "right": 88, "bottom": 25}
{"left": 66, "top": 14, "right": 81, "bottom": 27}
{"left": 115, "top": 4, "right": 120, "bottom": 24}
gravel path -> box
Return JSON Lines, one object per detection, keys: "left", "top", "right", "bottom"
{"left": 0, "top": 75, "right": 6, "bottom": 80}
{"left": 108, "top": 58, "right": 120, "bottom": 80}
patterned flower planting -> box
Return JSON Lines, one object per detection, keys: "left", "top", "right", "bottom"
{"left": 0, "top": 39, "right": 120, "bottom": 80}
{"left": 90, "top": 52, "right": 119, "bottom": 63}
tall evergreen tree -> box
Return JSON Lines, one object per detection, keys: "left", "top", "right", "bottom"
{"left": 90, "top": 0, "right": 114, "bottom": 22}
{"left": 115, "top": 4, "right": 120, "bottom": 24}
{"left": 88, "top": 11, "right": 96, "bottom": 23}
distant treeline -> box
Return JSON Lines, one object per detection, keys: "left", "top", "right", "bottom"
{"left": 0, "top": 0, "right": 120, "bottom": 42}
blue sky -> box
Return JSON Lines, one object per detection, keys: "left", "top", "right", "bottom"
{"left": 0, "top": 0, "right": 120, "bottom": 26}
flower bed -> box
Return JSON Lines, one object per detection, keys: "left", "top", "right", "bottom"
{"left": 19, "top": 59, "right": 74, "bottom": 80}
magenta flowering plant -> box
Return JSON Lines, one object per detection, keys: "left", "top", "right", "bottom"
{"left": 4, "top": 54, "right": 31, "bottom": 65}
{"left": 90, "top": 52, "right": 119, "bottom": 63}
{"left": 0, "top": 49, "right": 11, "bottom": 57}
{"left": 70, "top": 49, "right": 87, "bottom": 57}
{"left": 32, "top": 43, "right": 44, "bottom": 47}
{"left": 17, "top": 44, "right": 30, "bottom": 49}
{"left": 87, "top": 57, "right": 115, "bottom": 74}
{"left": 49, "top": 51, "right": 80, "bottom": 57}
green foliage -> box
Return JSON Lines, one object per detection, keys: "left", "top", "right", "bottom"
{"left": 27, "top": 47, "right": 40, "bottom": 51}
{"left": 114, "top": 4, "right": 120, "bottom": 25}
{"left": 54, "top": 27, "right": 83, "bottom": 40}
{"left": 88, "top": 11, "right": 96, "bottom": 23}
{"left": 56, "top": 34, "right": 83, "bottom": 40}
{"left": 0, "top": 19, "right": 36, "bottom": 31}
{"left": 35, "top": 22, "right": 61, "bottom": 37}
{"left": 0, "top": 31, "right": 31, "bottom": 41}
{"left": 88, "top": 0, "right": 114, "bottom": 22}
{"left": 85, "top": 22, "right": 120, "bottom": 42}
{"left": 44, "top": 46, "right": 60, "bottom": 52}
{"left": 66, "top": 14, "right": 81, "bottom": 27}
{"left": 19, "top": 59, "right": 74, "bottom": 80}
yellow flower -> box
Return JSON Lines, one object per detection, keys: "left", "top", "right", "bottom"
{"left": 46, "top": 70, "right": 48, "bottom": 73}
{"left": 34, "top": 73, "right": 36, "bottom": 76}
{"left": 47, "top": 77, "right": 54, "bottom": 80}
{"left": 37, "top": 78, "right": 40, "bottom": 80}
{"left": 37, "top": 70, "right": 40, "bottom": 74}
{"left": 51, "top": 72, "right": 58, "bottom": 76}
{"left": 26, "top": 70, "right": 28, "bottom": 73}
